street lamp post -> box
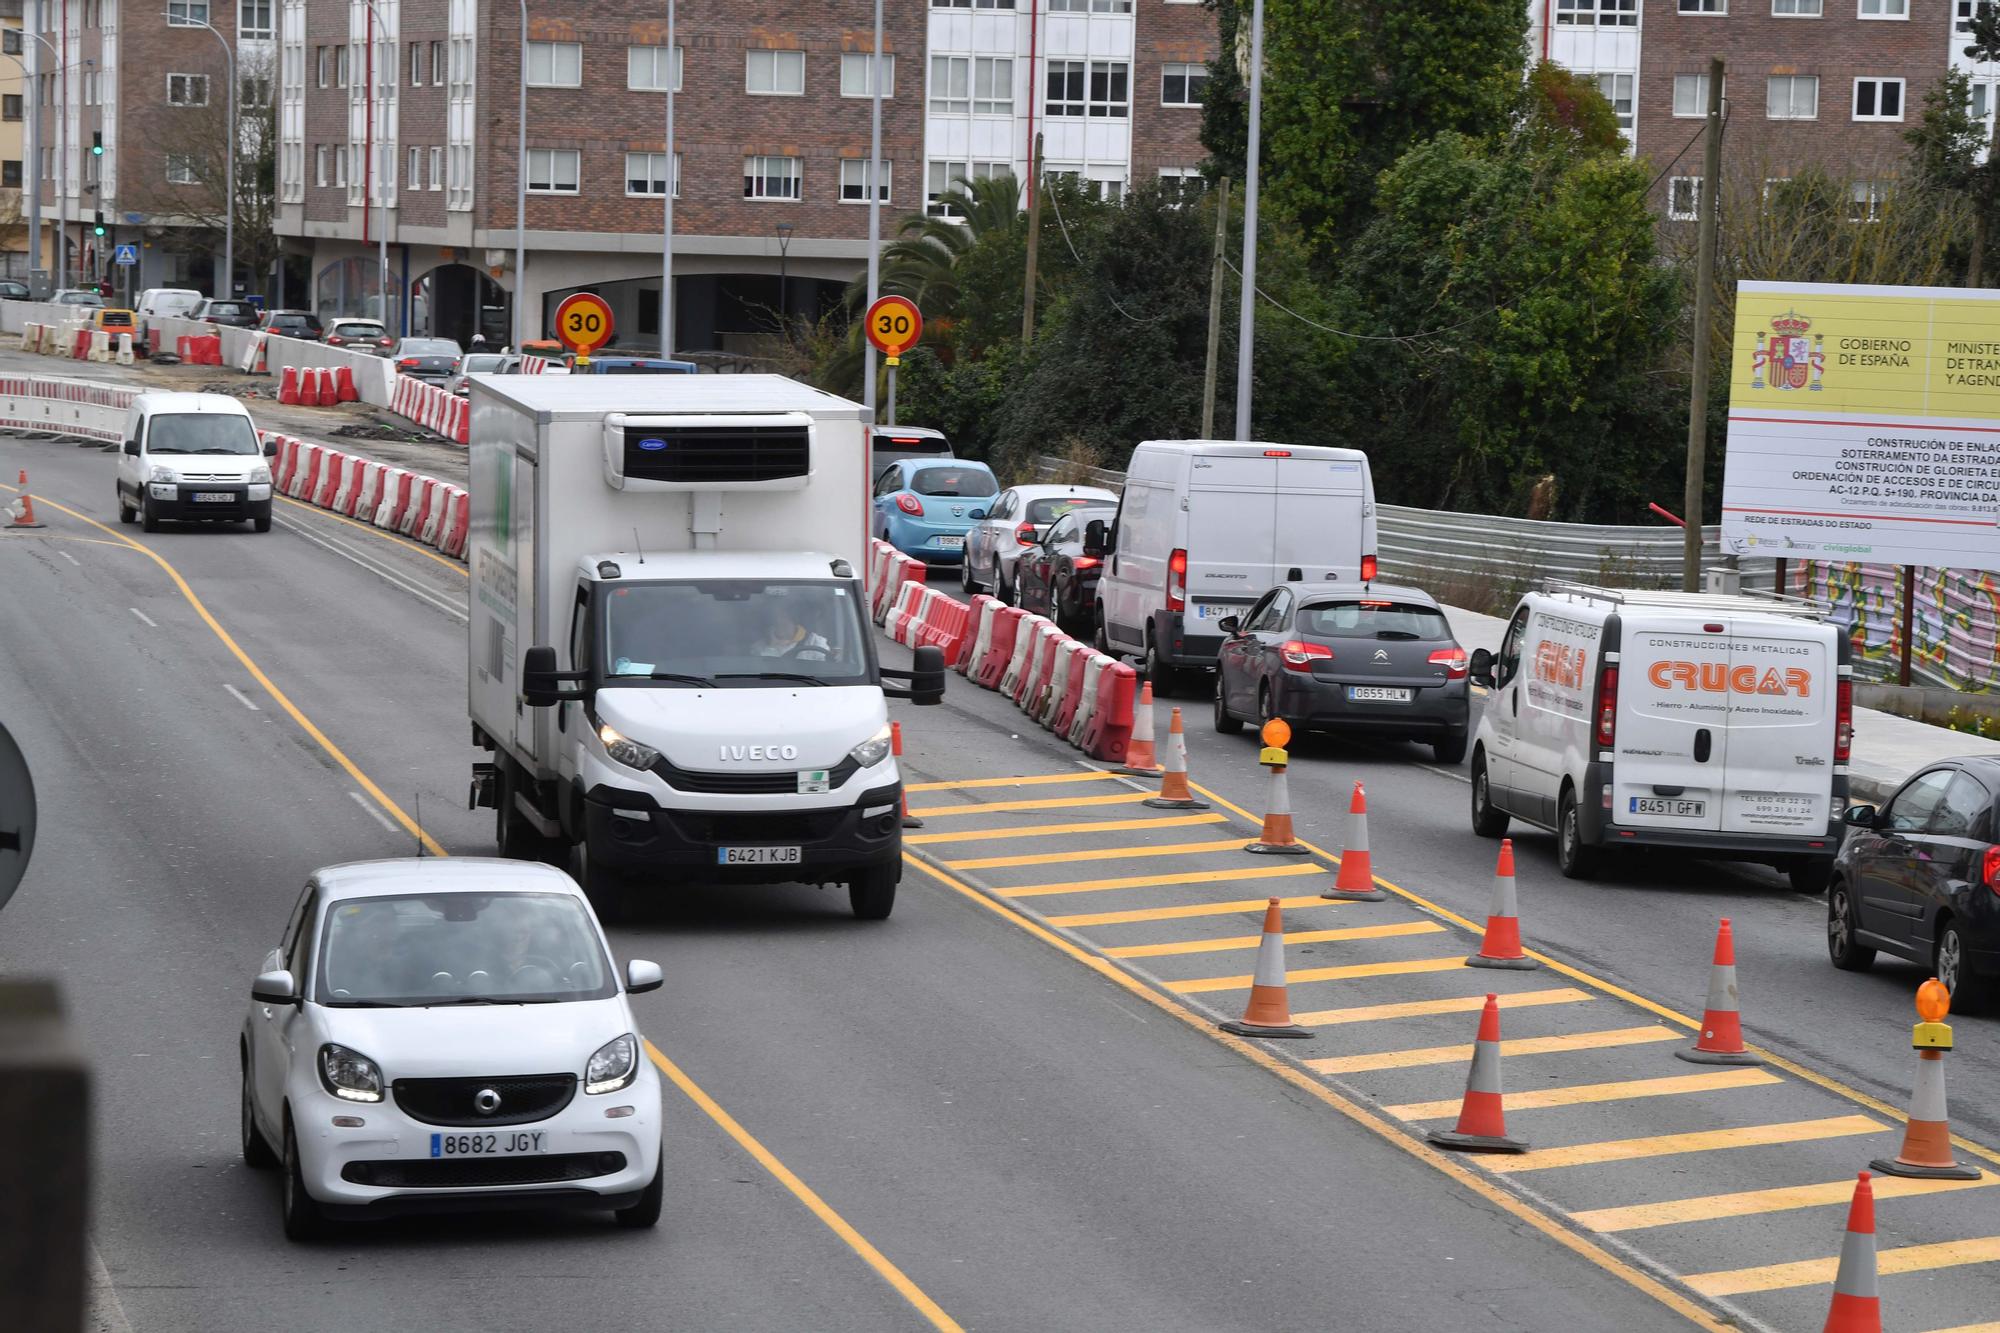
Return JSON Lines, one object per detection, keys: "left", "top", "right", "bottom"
{"left": 1232, "top": 0, "right": 1266, "bottom": 442}
{"left": 775, "top": 221, "right": 793, "bottom": 349}
{"left": 168, "top": 11, "right": 234, "bottom": 297}
{"left": 660, "top": 0, "right": 674, "bottom": 358}
{"left": 514, "top": 0, "right": 528, "bottom": 351}
{"left": 863, "top": 0, "right": 883, "bottom": 416}
{"left": 357, "top": 0, "right": 392, "bottom": 330}
{"left": 22, "top": 22, "right": 63, "bottom": 290}
{"left": 6, "top": 13, "right": 49, "bottom": 289}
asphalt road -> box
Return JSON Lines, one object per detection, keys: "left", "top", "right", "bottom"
{"left": 0, "top": 436, "right": 1705, "bottom": 1332}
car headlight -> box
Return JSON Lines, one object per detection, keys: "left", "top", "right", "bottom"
{"left": 318, "top": 1043, "right": 384, "bottom": 1103}
{"left": 597, "top": 723, "right": 660, "bottom": 771}
{"left": 148, "top": 465, "right": 178, "bottom": 484}
{"left": 249, "top": 465, "right": 272, "bottom": 486}
{"left": 585, "top": 1033, "right": 639, "bottom": 1095}
{"left": 848, "top": 724, "right": 893, "bottom": 769}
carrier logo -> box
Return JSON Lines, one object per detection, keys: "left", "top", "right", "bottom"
{"left": 1648, "top": 661, "right": 1813, "bottom": 698}
{"left": 719, "top": 744, "right": 800, "bottom": 761}
{"left": 1533, "top": 641, "right": 1590, "bottom": 690}
{"left": 637, "top": 437, "right": 669, "bottom": 452}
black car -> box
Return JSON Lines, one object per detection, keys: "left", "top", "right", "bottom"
{"left": 261, "top": 309, "right": 323, "bottom": 340}
{"left": 391, "top": 336, "right": 462, "bottom": 384}
{"left": 0, "top": 280, "right": 30, "bottom": 300}
{"left": 1829, "top": 757, "right": 2000, "bottom": 1010}
{"left": 1212, "top": 581, "right": 1470, "bottom": 764}
{"left": 1015, "top": 505, "right": 1115, "bottom": 636}
{"left": 194, "top": 298, "right": 262, "bottom": 328}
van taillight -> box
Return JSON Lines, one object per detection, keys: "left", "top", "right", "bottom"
{"left": 1360, "top": 554, "right": 1378, "bottom": 582}
{"left": 1167, "top": 548, "right": 1187, "bottom": 612}
{"left": 1595, "top": 665, "right": 1619, "bottom": 748}
{"left": 896, "top": 493, "right": 924, "bottom": 517}
{"left": 1984, "top": 846, "right": 2000, "bottom": 893}
{"left": 1835, "top": 678, "right": 1853, "bottom": 762}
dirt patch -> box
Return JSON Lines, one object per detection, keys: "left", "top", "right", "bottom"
{"left": 332, "top": 422, "right": 441, "bottom": 445}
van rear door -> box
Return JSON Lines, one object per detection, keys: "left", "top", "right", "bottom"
{"left": 1184, "top": 453, "right": 1279, "bottom": 628}
{"left": 1616, "top": 620, "right": 1732, "bottom": 833}
{"left": 1719, "top": 620, "right": 1834, "bottom": 835}
{"left": 1273, "top": 456, "right": 1368, "bottom": 582}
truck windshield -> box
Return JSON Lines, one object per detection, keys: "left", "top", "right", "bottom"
{"left": 147, "top": 413, "right": 261, "bottom": 455}
{"left": 601, "top": 580, "right": 872, "bottom": 687}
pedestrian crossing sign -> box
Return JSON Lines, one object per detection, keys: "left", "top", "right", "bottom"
{"left": 113, "top": 244, "right": 138, "bottom": 266}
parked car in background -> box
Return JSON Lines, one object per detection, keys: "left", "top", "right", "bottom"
{"left": 1214, "top": 581, "right": 1470, "bottom": 765}
{"left": 1828, "top": 757, "right": 2000, "bottom": 1010}
{"left": 447, "top": 352, "right": 520, "bottom": 395}
{"left": 91, "top": 308, "right": 138, "bottom": 337}
{"left": 962, "top": 483, "right": 1119, "bottom": 602}
{"left": 575, "top": 355, "right": 697, "bottom": 375}
{"left": 390, "top": 337, "right": 463, "bottom": 384}
{"left": 53, "top": 288, "right": 105, "bottom": 308}
{"left": 194, "top": 298, "right": 262, "bottom": 329}
{"left": 0, "top": 280, "right": 31, "bottom": 301}
{"left": 261, "top": 309, "right": 324, "bottom": 340}
{"left": 136, "top": 288, "right": 203, "bottom": 320}
{"left": 871, "top": 458, "right": 1000, "bottom": 565}
{"left": 322, "top": 318, "right": 394, "bottom": 355}
{"left": 870, "top": 426, "right": 953, "bottom": 481}
{"left": 1014, "top": 504, "right": 1118, "bottom": 636}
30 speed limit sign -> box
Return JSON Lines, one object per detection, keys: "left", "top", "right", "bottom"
{"left": 863, "top": 295, "right": 923, "bottom": 362}
{"left": 553, "top": 292, "right": 615, "bottom": 359}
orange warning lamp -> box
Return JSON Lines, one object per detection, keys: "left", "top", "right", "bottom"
{"left": 1913, "top": 977, "right": 1953, "bottom": 1050}
{"left": 1258, "top": 718, "right": 1291, "bottom": 767}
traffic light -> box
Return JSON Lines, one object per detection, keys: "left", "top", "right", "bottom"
{"left": 91, "top": 131, "right": 102, "bottom": 158}
{"left": 92, "top": 210, "right": 104, "bottom": 238}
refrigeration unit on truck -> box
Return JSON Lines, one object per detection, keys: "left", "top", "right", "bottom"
{"left": 465, "top": 376, "right": 945, "bottom": 921}
{"left": 1467, "top": 581, "right": 1851, "bottom": 892}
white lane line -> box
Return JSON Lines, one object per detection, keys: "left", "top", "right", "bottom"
{"left": 1419, "top": 763, "right": 1470, "bottom": 785}
{"left": 276, "top": 514, "right": 468, "bottom": 622}
{"left": 58, "top": 549, "right": 81, "bottom": 566}
{"left": 349, "top": 789, "right": 401, "bottom": 834}
{"left": 128, "top": 607, "right": 158, "bottom": 628}
{"left": 223, "top": 683, "right": 262, "bottom": 712}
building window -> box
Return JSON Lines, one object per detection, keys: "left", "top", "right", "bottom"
{"left": 1852, "top": 78, "right": 1904, "bottom": 121}
{"left": 243, "top": 75, "right": 272, "bottom": 108}
{"left": 429, "top": 146, "right": 442, "bottom": 190}
{"left": 974, "top": 57, "right": 1011, "bottom": 114}
{"left": 1161, "top": 62, "right": 1206, "bottom": 107}
{"left": 0, "top": 95, "right": 18, "bottom": 122}
{"left": 743, "top": 154, "right": 802, "bottom": 200}
{"left": 168, "top": 74, "right": 210, "bottom": 107}
{"left": 431, "top": 41, "right": 445, "bottom": 86}
{"left": 930, "top": 56, "right": 969, "bottom": 113}
{"left": 930, "top": 0, "right": 1016, "bottom": 7}
{"left": 1958, "top": 0, "right": 1997, "bottom": 34}
{"left": 337, "top": 45, "right": 349, "bottom": 88}
{"left": 1158, "top": 168, "right": 1206, "bottom": 204}
{"left": 1048, "top": 0, "right": 1134, "bottom": 10}
{"left": 526, "top": 42, "right": 582, "bottom": 88}
{"left": 625, "top": 150, "right": 681, "bottom": 197}
{"left": 927, "top": 159, "right": 1007, "bottom": 217}
{"left": 240, "top": 0, "right": 272, "bottom": 38}
{"left": 841, "top": 52, "right": 894, "bottom": 98}
{"left": 1858, "top": 0, "right": 1908, "bottom": 14}
{"left": 1556, "top": 0, "right": 1638, "bottom": 24}
{"left": 316, "top": 144, "right": 327, "bottom": 186}
{"left": 526, "top": 147, "right": 580, "bottom": 193}
{"left": 840, "top": 157, "right": 891, "bottom": 202}
{"left": 1772, "top": 0, "right": 1821, "bottom": 12}
{"left": 1678, "top": 0, "right": 1726, "bottom": 11}
{"left": 1047, "top": 60, "right": 1128, "bottom": 118}
{"left": 1849, "top": 181, "right": 1888, "bottom": 222}
{"left": 629, "top": 45, "right": 684, "bottom": 93}
{"left": 1, "top": 160, "right": 19, "bottom": 189}
{"left": 167, "top": 1, "right": 209, "bottom": 25}
{"left": 1973, "top": 82, "right": 1998, "bottom": 141}
{"left": 1673, "top": 73, "right": 1724, "bottom": 117}
{"left": 166, "top": 154, "right": 200, "bottom": 184}
{"left": 1767, "top": 75, "right": 1819, "bottom": 120}
{"left": 410, "top": 42, "right": 423, "bottom": 86}
{"left": 316, "top": 46, "right": 329, "bottom": 88}
{"left": 745, "top": 49, "right": 805, "bottom": 96}
{"left": 1667, "top": 176, "right": 1701, "bottom": 221}
{"left": 336, "top": 145, "right": 348, "bottom": 186}
{"left": 1592, "top": 72, "right": 1635, "bottom": 135}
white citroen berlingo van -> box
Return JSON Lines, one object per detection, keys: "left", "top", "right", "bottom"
{"left": 115, "top": 391, "right": 277, "bottom": 533}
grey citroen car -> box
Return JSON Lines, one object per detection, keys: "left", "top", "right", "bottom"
{"left": 1211, "top": 581, "right": 1471, "bottom": 763}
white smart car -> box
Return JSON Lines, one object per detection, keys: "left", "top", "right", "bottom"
{"left": 239, "top": 858, "right": 664, "bottom": 1238}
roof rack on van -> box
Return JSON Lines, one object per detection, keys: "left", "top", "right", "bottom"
{"left": 1541, "top": 579, "right": 1828, "bottom": 619}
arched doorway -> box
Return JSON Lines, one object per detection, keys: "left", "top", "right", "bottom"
{"left": 413, "top": 264, "right": 511, "bottom": 348}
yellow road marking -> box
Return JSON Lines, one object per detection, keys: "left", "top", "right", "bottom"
{"left": 1170, "top": 954, "right": 1467, "bottom": 994}
{"left": 1388, "top": 1067, "right": 1780, "bottom": 1121}
{"left": 906, "top": 813, "right": 1226, "bottom": 845}
{"left": 1925, "top": 1324, "right": 2000, "bottom": 1332}
{"left": 1109, "top": 920, "right": 1443, "bottom": 959}
{"left": 899, "top": 853, "right": 1732, "bottom": 1332}
{"left": 908, "top": 791, "right": 1152, "bottom": 817}
{"left": 1308, "top": 1025, "right": 1679, "bottom": 1075}
{"left": 1048, "top": 895, "right": 1343, "bottom": 928}
{"left": 1488, "top": 1115, "right": 1884, "bottom": 1174}
{"left": 1687, "top": 1234, "right": 2000, "bottom": 1297}
{"left": 275, "top": 493, "right": 470, "bottom": 575}
{"left": 1292, "top": 988, "right": 1592, "bottom": 1027}
{"left": 946, "top": 839, "right": 1248, "bottom": 871}
{"left": 906, "top": 770, "right": 1120, "bottom": 792}
{"left": 1575, "top": 1171, "right": 1995, "bottom": 1232}
{"left": 1008, "top": 862, "right": 1322, "bottom": 899}
{"left": 645, "top": 1041, "right": 963, "bottom": 1332}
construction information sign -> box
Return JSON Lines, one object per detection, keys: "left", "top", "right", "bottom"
{"left": 1720, "top": 280, "right": 2000, "bottom": 571}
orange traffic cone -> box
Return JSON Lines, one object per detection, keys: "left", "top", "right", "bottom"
{"left": 1427, "top": 994, "right": 1527, "bottom": 1154}
{"left": 7, "top": 470, "right": 45, "bottom": 529}
{"left": 1821, "top": 1173, "right": 1882, "bottom": 1333}
{"left": 1246, "top": 719, "right": 1310, "bottom": 856}
{"left": 1118, "top": 681, "right": 1162, "bottom": 775}
{"left": 893, "top": 721, "right": 922, "bottom": 829}
{"left": 1466, "top": 839, "right": 1539, "bottom": 970}
{"left": 1218, "top": 898, "right": 1312, "bottom": 1039}
{"left": 1322, "top": 781, "right": 1385, "bottom": 901}
{"left": 1143, "top": 708, "right": 1209, "bottom": 810}
{"left": 1871, "top": 978, "right": 1979, "bottom": 1181}
{"left": 1677, "top": 918, "right": 1762, "bottom": 1066}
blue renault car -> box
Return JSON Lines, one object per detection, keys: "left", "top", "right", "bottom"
{"left": 872, "top": 458, "right": 1000, "bottom": 565}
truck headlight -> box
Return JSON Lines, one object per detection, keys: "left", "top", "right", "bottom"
{"left": 597, "top": 723, "right": 660, "bottom": 771}
{"left": 848, "top": 724, "right": 893, "bottom": 770}
{"left": 317, "top": 1043, "right": 384, "bottom": 1103}
{"left": 148, "top": 465, "right": 178, "bottom": 484}
{"left": 249, "top": 465, "right": 272, "bottom": 486}
{"left": 585, "top": 1033, "right": 639, "bottom": 1095}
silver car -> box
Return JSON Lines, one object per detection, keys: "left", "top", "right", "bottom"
{"left": 961, "top": 483, "right": 1118, "bottom": 602}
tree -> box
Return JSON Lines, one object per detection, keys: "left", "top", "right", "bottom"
{"left": 1904, "top": 66, "right": 1996, "bottom": 286}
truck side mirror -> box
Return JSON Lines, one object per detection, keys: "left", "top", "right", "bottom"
{"left": 263, "top": 438, "right": 278, "bottom": 458}
{"left": 909, "top": 645, "right": 947, "bottom": 706}
{"left": 1083, "top": 519, "right": 1107, "bottom": 558}
{"left": 522, "top": 645, "right": 561, "bottom": 707}
{"left": 123, "top": 439, "right": 139, "bottom": 456}
{"left": 1469, "top": 648, "right": 1495, "bottom": 687}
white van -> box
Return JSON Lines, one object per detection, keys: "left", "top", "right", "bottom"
{"left": 114, "top": 392, "right": 276, "bottom": 533}
{"left": 1468, "top": 582, "right": 1851, "bottom": 889}
{"left": 1095, "top": 440, "right": 1378, "bottom": 691}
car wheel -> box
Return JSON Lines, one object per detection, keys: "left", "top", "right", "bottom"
{"left": 1212, "top": 670, "right": 1243, "bottom": 735}
{"left": 1937, "top": 917, "right": 1995, "bottom": 1012}
{"left": 281, "top": 1117, "right": 325, "bottom": 1241}
{"left": 1556, "top": 786, "right": 1598, "bottom": 880}
{"left": 241, "top": 1054, "right": 277, "bottom": 1170}
{"left": 615, "top": 1153, "right": 665, "bottom": 1229}
{"left": 961, "top": 555, "right": 980, "bottom": 595}
{"left": 1826, "top": 879, "right": 1875, "bottom": 972}
{"left": 996, "top": 561, "right": 1015, "bottom": 607}
{"left": 1093, "top": 613, "right": 1112, "bottom": 657}
{"left": 849, "top": 864, "right": 898, "bottom": 921}
{"left": 1146, "top": 632, "right": 1176, "bottom": 699}
{"left": 117, "top": 491, "right": 136, "bottom": 525}
{"left": 140, "top": 496, "right": 162, "bottom": 533}
{"left": 1788, "top": 856, "right": 1834, "bottom": 895}
{"left": 495, "top": 764, "right": 565, "bottom": 864}
{"left": 1432, "top": 731, "right": 1468, "bottom": 766}
{"left": 253, "top": 515, "right": 273, "bottom": 534}
{"left": 1470, "top": 752, "right": 1509, "bottom": 838}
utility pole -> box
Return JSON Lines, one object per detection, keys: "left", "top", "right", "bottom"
{"left": 862, "top": 0, "right": 884, "bottom": 416}
{"left": 1232, "top": 0, "right": 1267, "bottom": 442}
{"left": 1021, "top": 133, "right": 1043, "bottom": 346}
{"left": 1682, "top": 56, "right": 1724, "bottom": 593}
{"left": 1200, "top": 178, "right": 1231, "bottom": 440}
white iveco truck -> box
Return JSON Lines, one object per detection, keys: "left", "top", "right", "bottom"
{"left": 465, "top": 376, "right": 944, "bottom": 920}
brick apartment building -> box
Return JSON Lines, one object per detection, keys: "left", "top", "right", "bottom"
{"left": 1531, "top": 0, "right": 2000, "bottom": 222}
{"left": 273, "top": 1, "right": 1216, "bottom": 354}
